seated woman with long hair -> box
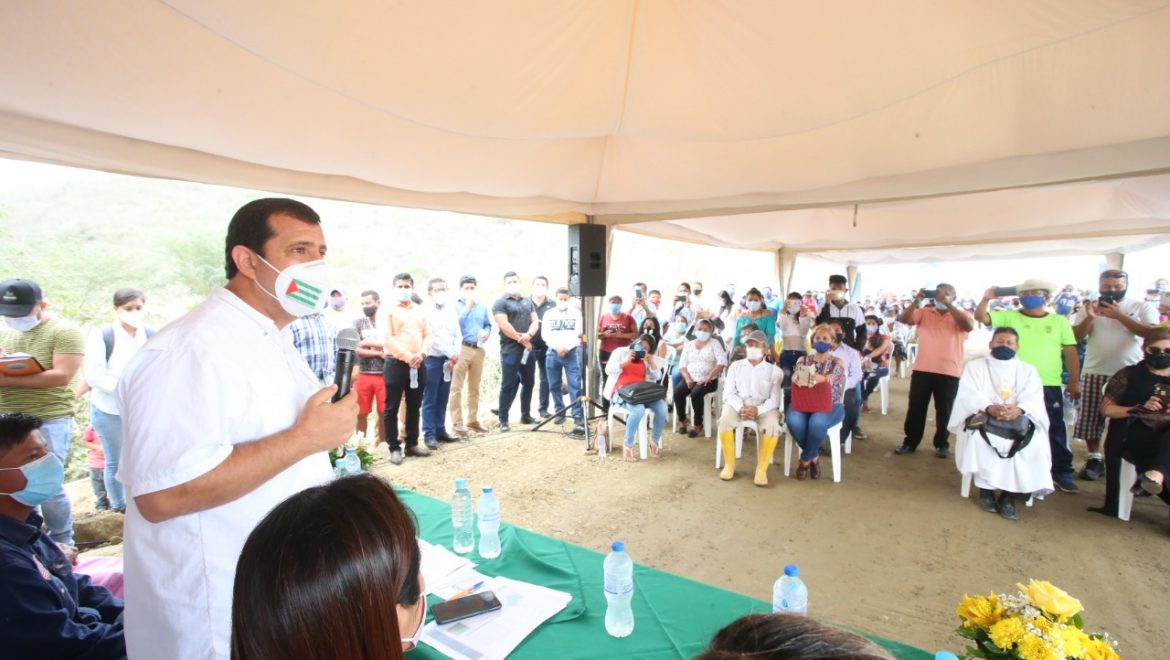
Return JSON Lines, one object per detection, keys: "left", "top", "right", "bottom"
{"left": 231, "top": 474, "right": 425, "bottom": 660}
{"left": 1096, "top": 326, "right": 1170, "bottom": 518}
{"left": 786, "top": 324, "right": 847, "bottom": 481}
{"left": 604, "top": 334, "right": 668, "bottom": 461}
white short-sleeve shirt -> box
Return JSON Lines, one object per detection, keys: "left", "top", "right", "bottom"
{"left": 116, "top": 287, "right": 333, "bottom": 660}
{"left": 1075, "top": 298, "right": 1159, "bottom": 376}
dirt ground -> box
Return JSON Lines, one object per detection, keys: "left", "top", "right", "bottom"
{"left": 66, "top": 334, "right": 1167, "bottom": 658}
{"left": 373, "top": 359, "right": 1166, "bottom": 657}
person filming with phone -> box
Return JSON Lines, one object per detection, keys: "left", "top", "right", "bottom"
{"left": 1070, "top": 269, "right": 1157, "bottom": 481}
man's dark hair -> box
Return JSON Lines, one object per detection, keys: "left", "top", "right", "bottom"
{"left": 677, "top": 282, "right": 692, "bottom": 293}
{"left": 555, "top": 287, "right": 570, "bottom": 296}
{"left": 609, "top": 295, "right": 623, "bottom": 304}
{"left": 992, "top": 326, "right": 1020, "bottom": 340}
{"left": 113, "top": 288, "right": 145, "bottom": 308}
{"left": 533, "top": 275, "right": 548, "bottom": 286}
{"left": 937, "top": 282, "right": 957, "bottom": 295}
{"left": 648, "top": 289, "right": 661, "bottom": 297}
{"left": 427, "top": 278, "right": 446, "bottom": 292}
{"left": 459, "top": 276, "right": 477, "bottom": 288}
{"left": 503, "top": 271, "right": 518, "bottom": 280}
{"left": 633, "top": 282, "right": 647, "bottom": 290}
{"left": 0, "top": 413, "right": 43, "bottom": 452}
{"left": 224, "top": 198, "right": 321, "bottom": 280}
{"left": 360, "top": 290, "right": 380, "bottom": 301}
{"left": 393, "top": 273, "right": 414, "bottom": 287}
{"left": 787, "top": 291, "right": 802, "bottom": 300}
{"left": 1100, "top": 269, "right": 1128, "bottom": 281}
{"left": 865, "top": 314, "right": 881, "bottom": 324}
{"left": 697, "top": 613, "right": 893, "bottom": 660}
{"left": 829, "top": 274, "right": 848, "bottom": 286}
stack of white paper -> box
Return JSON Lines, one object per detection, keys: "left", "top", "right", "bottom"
{"left": 418, "top": 539, "right": 476, "bottom": 596}
{"left": 420, "top": 576, "right": 572, "bottom": 660}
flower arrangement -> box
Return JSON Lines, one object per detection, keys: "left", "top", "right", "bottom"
{"left": 955, "top": 580, "right": 1120, "bottom": 660}
{"left": 328, "top": 445, "right": 374, "bottom": 471}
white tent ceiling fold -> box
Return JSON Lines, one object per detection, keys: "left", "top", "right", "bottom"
{"left": 2, "top": 0, "right": 1169, "bottom": 257}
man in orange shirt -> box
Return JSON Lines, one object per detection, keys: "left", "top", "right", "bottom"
{"left": 894, "top": 283, "right": 975, "bottom": 458}
{"left": 382, "top": 273, "right": 432, "bottom": 465}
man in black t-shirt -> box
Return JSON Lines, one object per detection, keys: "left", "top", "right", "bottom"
{"left": 492, "top": 271, "right": 540, "bottom": 432}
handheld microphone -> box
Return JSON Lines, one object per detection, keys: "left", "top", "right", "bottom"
{"left": 333, "top": 328, "right": 360, "bottom": 402}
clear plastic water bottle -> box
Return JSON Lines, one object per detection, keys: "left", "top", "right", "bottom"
{"left": 603, "top": 541, "right": 635, "bottom": 637}
{"left": 773, "top": 564, "right": 808, "bottom": 615}
{"left": 443, "top": 361, "right": 453, "bottom": 382}
{"left": 934, "top": 652, "right": 960, "bottom": 660}
{"left": 409, "top": 367, "right": 419, "bottom": 389}
{"left": 477, "top": 487, "right": 501, "bottom": 559}
{"left": 343, "top": 448, "right": 361, "bottom": 476}
{"left": 451, "top": 478, "right": 474, "bottom": 555}
{"left": 521, "top": 348, "right": 531, "bottom": 365}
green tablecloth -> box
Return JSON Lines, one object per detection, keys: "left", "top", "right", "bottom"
{"left": 401, "top": 489, "right": 931, "bottom": 660}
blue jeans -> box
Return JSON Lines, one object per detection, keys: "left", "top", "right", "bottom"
{"left": 546, "top": 348, "right": 583, "bottom": 421}
{"left": 1044, "top": 385, "right": 1074, "bottom": 478}
{"left": 88, "top": 406, "right": 126, "bottom": 510}
{"left": 38, "top": 417, "right": 75, "bottom": 545}
{"left": 613, "top": 395, "right": 668, "bottom": 447}
{"left": 498, "top": 349, "right": 535, "bottom": 423}
{"left": 841, "top": 383, "right": 861, "bottom": 441}
{"left": 421, "top": 356, "right": 453, "bottom": 439}
{"left": 787, "top": 403, "right": 845, "bottom": 462}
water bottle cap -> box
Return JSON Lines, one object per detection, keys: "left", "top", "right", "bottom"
{"left": 934, "top": 653, "right": 960, "bottom": 660}
{"left": 783, "top": 564, "right": 799, "bottom": 577}
{"left": 455, "top": 478, "right": 467, "bottom": 488}
{"left": 346, "top": 448, "right": 356, "bottom": 455}
{"left": 483, "top": 486, "right": 493, "bottom": 494}
{"left": 612, "top": 541, "right": 625, "bottom": 552}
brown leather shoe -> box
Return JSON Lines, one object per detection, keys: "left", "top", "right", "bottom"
{"left": 809, "top": 460, "right": 822, "bottom": 480}
{"left": 452, "top": 424, "right": 469, "bottom": 436}
{"left": 405, "top": 445, "right": 432, "bottom": 458}
{"left": 796, "top": 463, "right": 810, "bottom": 481}
{"left": 467, "top": 421, "right": 489, "bottom": 433}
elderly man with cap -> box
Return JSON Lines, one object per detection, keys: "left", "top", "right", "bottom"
{"left": 976, "top": 278, "right": 1081, "bottom": 494}
{"left": 0, "top": 279, "right": 83, "bottom": 547}
{"left": 717, "top": 330, "right": 784, "bottom": 485}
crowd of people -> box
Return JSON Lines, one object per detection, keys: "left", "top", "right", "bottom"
{"left": 1, "top": 196, "right": 1168, "bottom": 657}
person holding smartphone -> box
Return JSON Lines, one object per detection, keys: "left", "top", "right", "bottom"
{"left": 1071, "top": 269, "right": 1157, "bottom": 481}
{"left": 604, "top": 335, "right": 667, "bottom": 461}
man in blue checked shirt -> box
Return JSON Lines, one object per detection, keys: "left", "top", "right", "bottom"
{"left": 0, "top": 412, "right": 125, "bottom": 659}
{"left": 448, "top": 276, "right": 493, "bottom": 435}
{"left": 289, "top": 311, "right": 338, "bottom": 385}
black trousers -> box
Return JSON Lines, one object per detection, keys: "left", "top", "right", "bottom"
{"left": 673, "top": 378, "right": 719, "bottom": 426}
{"left": 384, "top": 357, "right": 426, "bottom": 451}
{"left": 902, "top": 371, "right": 960, "bottom": 450}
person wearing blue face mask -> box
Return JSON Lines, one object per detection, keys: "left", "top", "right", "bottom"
{"left": 0, "top": 412, "right": 126, "bottom": 658}
{"left": 787, "top": 324, "right": 847, "bottom": 480}
{"left": 0, "top": 278, "right": 82, "bottom": 548}
{"left": 977, "top": 278, "right": 1081, "bottom": 494}
{"left": 597, "top": 295, "right": 638, "bottom": 411}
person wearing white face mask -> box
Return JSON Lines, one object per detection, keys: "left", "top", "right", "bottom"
{"left": 717, "top": 331, "right": 784, "bottom": 485}
{"left": 116, "top": 198, "right": 359, "bottom": 660}
{"left": 381, "top": 273, "right": 433, "bottom": 463}
{"left": 0, "top": 278, "right": 83, "bottom": 548}
{"left": 449, "top": 276, "right": 492, "bottom": 435}
{"left": 731, "top": 288, "right": 777, "bottom": 356}
{"left": 674, "top": 319, "right": 728, "bottom": 438}
{"left": 83, "top": 287, "right": 155, "bottom": 514}
{"left": 421, "top": 278, "right": 461, "bottom": 448}
{"left": 526, "top": 276, "right": 556, "bottom": 421}
{"left": 541, "top": 288, "right": 586, "bottom": 434}
{"left": 493, "top": 271, "right": 540, "bottom": 431}
{"left": 0, "top": 412, "right": 127, "bottom": 658}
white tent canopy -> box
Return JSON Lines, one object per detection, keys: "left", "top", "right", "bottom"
{"left": 2, "top": 1, "right": 1170, "bottom": 257}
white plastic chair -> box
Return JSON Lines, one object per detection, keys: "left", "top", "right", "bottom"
{"left": 783, "top": 421, "right": 849, "bottom": 483}
{"left": 715, "top": 419, "right": 780, "bottom": 469}
{"left": 879, "top": 375, "right": 890, "bottom": 415}
{"left": 1118, "top": 457, "right": 1137, "bottom": 521}
{"left": 672, "top": 376, "right": 722, "bottom": 438}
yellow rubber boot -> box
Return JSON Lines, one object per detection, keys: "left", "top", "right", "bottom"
{"left": 719, "top": 431, "right": 736, "bottom": 480}
{"left": 755, "top": 435, "right": 779, "bottom": 486}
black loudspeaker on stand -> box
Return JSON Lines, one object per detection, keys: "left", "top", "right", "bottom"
{"left": 568, "top": 223, "right": 606, "bottom": 297}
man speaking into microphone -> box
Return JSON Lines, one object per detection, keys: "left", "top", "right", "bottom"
{"left": 116, "top": 198, "right": 358, "bottom": 659}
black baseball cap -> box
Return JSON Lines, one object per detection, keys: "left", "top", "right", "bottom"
{"left": 0, "top": 279, "right": 43, "bottom": 317}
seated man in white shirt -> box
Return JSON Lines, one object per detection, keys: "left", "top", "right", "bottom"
{"left": 948, "top": 327, "right": 1053, "bottom": 521}
{"left": 717, "top": 331, "right": 784, "bottom": 486}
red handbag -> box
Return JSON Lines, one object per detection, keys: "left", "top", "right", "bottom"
{"left": 791, "top": 379, "right": 832, "bottom": 413}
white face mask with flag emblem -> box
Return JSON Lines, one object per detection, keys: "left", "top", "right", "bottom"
{"left": 253, "top": 252, "right": 331, "bottom": 318}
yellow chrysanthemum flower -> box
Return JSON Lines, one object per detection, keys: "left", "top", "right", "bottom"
{"left": 1015, "top": 636, "right": 1062, "bottom": 660}
{"left": 988, "top": 616, "right": 1028, "bottom": 649}
{"left": 1030, "top": 616, "right": 1053, "bottom": 633}
{"left": 956, "top": 593, "right": 1003, "bottom": 628}
{"left": 1083, "top": 637, "right": 1121, "bottom": 660}
{"left": 1018, "top": 579, "right": 1084, "bottom": 621}
{"left": 1053, "top": 624, "right": 1087, "bottom": 657}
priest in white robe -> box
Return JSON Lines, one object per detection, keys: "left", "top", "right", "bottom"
{"left": 948, "top": 327, "right": 1053, "bottom": 520}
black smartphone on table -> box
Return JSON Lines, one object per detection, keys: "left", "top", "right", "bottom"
{"left": 431, "top": 591, "right": 503, "bottom": 626}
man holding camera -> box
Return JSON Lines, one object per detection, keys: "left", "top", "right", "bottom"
{"left": 1071, "top": 269, "right": 1157, "bottom": 480}
{"left": 976, "top": 279, "right": 1081, "bottom": 493}
{"left": 894, "top": 283, "right": 975, "bottom": 458}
